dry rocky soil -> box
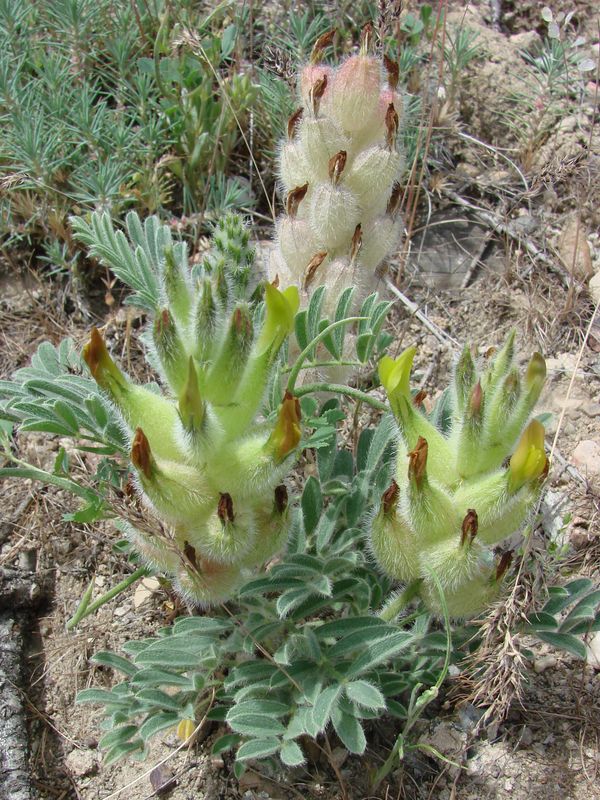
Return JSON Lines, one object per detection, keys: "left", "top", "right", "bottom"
{"left": 1, "top": 2, "right": 600, "bottom": 799}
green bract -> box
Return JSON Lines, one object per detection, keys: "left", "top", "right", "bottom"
{"left": 371, "top": 334, "right": 548, "bottom": 618}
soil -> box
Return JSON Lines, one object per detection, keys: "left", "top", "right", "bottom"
{"left": 1, "top": 2, "right": 600, "bottom": 799}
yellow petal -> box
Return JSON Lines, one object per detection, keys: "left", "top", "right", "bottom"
{"left": 256, "top": 283, "right": 300, "bottom": 355}
{"left": 177, "top": 719, "right": 196, "bottom": 742}
{"left": 509, "top": 419, "right": 547, "bottom": 491}
{"left": 378, "top": 346, "right": 416, "bottom": 400}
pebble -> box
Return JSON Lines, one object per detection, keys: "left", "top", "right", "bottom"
{"left": 582, "top": 402, "right": 600, "bottom": 418}
{"left": 534, "top": 654, "right": 557, "bottom": 673}
{"left": 65, "top": 748, "right": 98, "bottom": 778}
{"left": 571, "top": 440, "right": 600, "bottom": 477}
{"left": 585, "top": 631, "right": 600, "bottom": 670}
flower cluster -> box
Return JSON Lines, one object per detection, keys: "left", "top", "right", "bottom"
{"left": 268, "top": 26, "right": 405, "bottom": 314}
{"left": 83, "top": 220, "right": 300, "bottom": 605}
{"left": 370, "top": 333, "right": 548, "bottom": 617}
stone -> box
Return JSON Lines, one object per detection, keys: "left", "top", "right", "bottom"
{"left": 590, "top": 271, "right": 600, "bottom": 305}
{"left": 533, "top": 654, "right": 557, "bottom": 673}
{"left": 585, "top": 632, "right": 600, "bottom": 670}
{"left": 65, "top": 748, "right": 98, "bottom": 778}
{"left": 571, "top": 440, "right": 600, "bottom": 477}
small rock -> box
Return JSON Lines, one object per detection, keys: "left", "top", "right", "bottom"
{"left": 534, "top": 654, "right": 557, "bottom": 673}
{"left": 150, "top": 765, "right": 177, "bottom": 796}
{"left": 585, "top": 632, "right": 600, "bottom": 670}
{"left": 572, "top": 440, "right": 600, "bottom": 477}
{"left": 583, "top": 403, "right": 600, "bottom": 418}
{"left": 65, "top": 748, "right": 98, "bottom": 778}
{"left": 519, "top": 726, "right": 534, "bottom": 747}
{"left": 590, "top": 271, "right": 600, "bottom": 305}
{"left": 504, "top": 778, "right": 514, "bottom": 791}
{"left": 113, "top": 605, "right": 129, "bottom": 618}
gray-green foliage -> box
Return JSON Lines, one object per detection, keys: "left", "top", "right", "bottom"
{"left": 76, "top": 416, "right": 453, "bottom": 770}
{"left": 0, "top": 0, "right": 255, "bottom": 265}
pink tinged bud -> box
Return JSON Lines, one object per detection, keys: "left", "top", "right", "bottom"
{"left": 299, "top": 117, "right": 350, "bottom": 182}
{"left": 308, "top": 182, "right": 360, "bottom": 250}
{"left": 330, "top": 55, "right": 382, "bottom": 135}
{"left": 309, "top": 73, "right": 328, "bottom": 115}
{"left": 279, "top": 142, "right": 310, "bottom": 193}
{"left": 345, "top": 146, "right": 405, "bottom": 215}
{"left": 359, "top": 216, "right": 402, "bottom": 272}
{"left": 299, "top": 65, "right": 333, "bottom": 111}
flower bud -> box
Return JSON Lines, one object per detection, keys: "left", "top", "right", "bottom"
{"left": 369, "top": 481, "right": 420, "bottom": 582}
{"left": 163, "top": 245, "right": 192, "bottom": 326}
{"left": 404, "top": 437, "right": 460, "bottom": 546}
{"left": 279, "top": 140, "right": 310, "bottom": 192}
{"left": 178, "top": 357, "right": 205, "bottom": 435}
{"left": 276, "top": 217, "right": 319, "bottom": 277}
{"left": 299, "top": 65, "right": 333, "bottom": 110}
{"left": 345, "top": 146, "right": 404, "bottom": 215}
{"left": 453, "top": 344, "right": 476, "bottom": 416}
{"left": 194, "top": 278, "right": 219, "bottom": 364}
{"left": 299, "top": 117, "right": 350, "bottom": 182}
{"left": 184, "top": 495, "right": 257, "bottom": 566}
{"left": 508, "top": 419, "right": 548, "bottom": 493}
{"left": 266, "top": 391, "right": 302, "bottom": 463}
{"left": 205, "top": 304, "right": 254, "bottom": 404}
{"left": 421, "top": 566, "right": 498, "bottom": 619}
{"left": 307, "top": 182, "right": 360, "bottom": 250}
{"left": 84, "top": 328, "right": 183, "bottom": 461}
{"left": 241, "top": 488, "right": 290, "bottom": 569}
{"left": 176, "top": 550, "right": 244, "bottom": 606}
{"left": 330, "top": 55, "right": 382, "bottom": 135}
{"left": 359, "top": 215, "right": 402, "bottom": 271}
{"left": 153, "top": 308, "right": 188, "bottom": 394}
{"left": 380, "top": 348, "right": 455, "bottom": 483}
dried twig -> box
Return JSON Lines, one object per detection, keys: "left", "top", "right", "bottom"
{"left": 442, "top": 189, "right": 581, "bottom": 291}
{"left": 384, "top": 277, "right": 460, "bottom": 348}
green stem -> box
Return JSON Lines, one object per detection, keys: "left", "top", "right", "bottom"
{"left": 372, "top": 572, "right": 452, "bottom": 790}
{"left": 293, "top": 383, "right": 389, "bottom": 412}
{"left": 281, "top": 359, "right": 362, "bottom": 374}
{"left": 378, "top": 580, "right": 423, "bottom": 622}
{"left": 66, "top": 566, "right": 150, "bottom": 630}
{"left": 286, "top": 317, "right": 367, "bottom": 393}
